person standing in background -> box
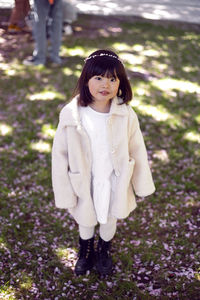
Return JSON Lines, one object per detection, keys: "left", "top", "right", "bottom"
{"left": 23, "top": 0, "right": 63, "bottom": 66}
{"left": 8, "top": 0, "right": 30, "bottom": 33}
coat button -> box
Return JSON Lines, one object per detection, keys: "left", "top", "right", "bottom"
{"left": 115, "top": 170, "right": 120, "bottom": 176}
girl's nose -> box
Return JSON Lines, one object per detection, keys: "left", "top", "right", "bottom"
{"left": 102, "top": 78, "right": 109, "bottom": 88}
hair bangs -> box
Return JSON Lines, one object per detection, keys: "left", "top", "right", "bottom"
{"left": 87, "top": 58, "right": 120, "bottom": 80}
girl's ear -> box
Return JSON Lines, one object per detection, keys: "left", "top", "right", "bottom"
{"left": 118, "top": 88, "right": 122, "bottom": 96}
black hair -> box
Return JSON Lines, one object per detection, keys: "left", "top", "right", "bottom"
{"left": 73, "top": 49, "right": 132, "bottom": 106}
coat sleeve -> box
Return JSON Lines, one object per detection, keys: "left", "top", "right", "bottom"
{"left": 51, "top": 111, "right": 77, "bottom": 209}
{"left": 128, "top": 107, "right": 156, "bottom": 197}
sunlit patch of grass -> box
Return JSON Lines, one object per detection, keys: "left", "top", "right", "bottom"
{"left": 19, "top": 274, "right": 33, "bottom": 290}
{"left": 112, "top": 42, "right": 132, "bottom": 51}
{"left": 74, "top": 69, "right": 81, "bottom": 77}
{"left": 152, "top": 78, "right": 200, "bottom": 95}
{"left": 113, "top": 42, "right": 168, "bottom": 59}
{"left": 30, "top": 140, "right": 51, "bottom": 153}
{"left": 61, "top": 45, "right": 85, "bottom": 57}
{"left": 183, "top": 131, "right": 200, "bottom": 143}
{"left": 182, "top": 66, "right": 199, "bottom": 73}
{"left": 120, "top": 52, "right": 145, "bottom": 65}
{"left": 41, "top": 124, "right": 56, "bottom": 139}
{"left": 55, "top": 247, "right": 77, "bottom": 270}
{"left": 142, "top": 48, "right": 160, "bottom": 57}
{"left": 27, "top": 90, "right": 65, "bottom": 101}
{"left": 0, "top": 284, "right": 16, "bottom": 299}
{"left": 62, "top": 67, "right": 74, "bottom": 76}
{"left": 195, "top": 114, "right": 200, "bottom": 124}
{"left": 0, "top": 240, "right": 9, "bottom": 252}
{"left": 130, "top": 97, "right": 182, "bottom": 127}
{"left": 0, "top": 62, "right": 15, "bottom": 72}
{"left": 153, "top": 149, "right": 169, "bottom": 163}
{"left": 61, "top": 45, "right": 94, "bottom": 59}
{"left": 0, "top": 123, "right": 13, "bottom": 136}
{"left": 0, "top": 60, "right": 45, "bottom": 77}
{"left": 194, "top": 268, "right": 200, "bottom": 281}
{"left": 182, "top": 33, "right": 200, "bottom": 40}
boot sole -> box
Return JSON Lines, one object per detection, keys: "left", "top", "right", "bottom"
{"left": 95, "top": 264, "right": 113, "bottom": 276}
{"left": 75, "top": 264, "right": 94, "bottom": 276}
{"left": 96, "top": 269, "right": 113, "bottom": 276}
{"left": 75, "top": 270, "right": 87, "bottom": 276}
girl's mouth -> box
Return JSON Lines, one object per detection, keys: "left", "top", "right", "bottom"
{"left": 100, "top": 91, "right": 109, "bottom": 96}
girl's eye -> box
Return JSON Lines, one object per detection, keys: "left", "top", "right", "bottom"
{"left": 110, "top": 78, "right": 116, "bottom": 82}
{"left": 95, "top": 76, "right": 102, "bottom": 80}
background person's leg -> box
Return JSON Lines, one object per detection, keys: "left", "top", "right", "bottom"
{"left": 49, "top": 0, "right": 63, "bottom": 64}
{"left": 32, "top": 0, "right": 50, "bottom": 64}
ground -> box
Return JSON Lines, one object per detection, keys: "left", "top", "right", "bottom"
{"left": 0, "top": 13, "right": 200, "bottom": 300}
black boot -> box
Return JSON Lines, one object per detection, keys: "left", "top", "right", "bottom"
{"left": 96, "top": 236, "right": 113, "bottom": 275}
{"left": 75, "top": 237, "right": 95, "bottom": 275}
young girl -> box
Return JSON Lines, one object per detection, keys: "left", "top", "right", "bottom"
{"left": 52, "top": 49, "right": 155, "bottom": 276}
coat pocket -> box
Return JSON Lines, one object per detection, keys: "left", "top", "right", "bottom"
{"left": 128, "top": 158, "right": 135, "bottom": 181}
{"left": 68, "top": 171, "right": 82, "bottom": 198}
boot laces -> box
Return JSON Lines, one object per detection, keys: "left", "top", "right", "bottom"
{"left": 79, "top": 239, "right": 92, "bottom": 259}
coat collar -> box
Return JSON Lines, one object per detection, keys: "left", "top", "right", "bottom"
{"left": 60, "top": 95, "right": 128, "bottom": 127}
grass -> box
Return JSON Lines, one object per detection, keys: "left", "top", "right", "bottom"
{"left": 0, "top": 14, "right": 200, "bottom": 299}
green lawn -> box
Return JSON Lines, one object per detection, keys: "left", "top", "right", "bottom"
{"left": 0, "top": 15, "right": 200, "bottom": 299}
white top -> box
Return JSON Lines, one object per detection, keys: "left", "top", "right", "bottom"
{"left": 79, "top": 105, "right": 113, "bottom": 224}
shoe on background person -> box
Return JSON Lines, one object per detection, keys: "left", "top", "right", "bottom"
{"left": 8, "top": 24, "right": 23, "bottom": 33}
{"left": 23, "top": 55, "right": 67, "bottom": 67}
{"left": 8, "top": 24, "right": 31, "bottom": 33}
{"left": 8, "top": 0, "right": 30, "bottom": 33}
{"left": 62, "top": 22, "right": 73, "bottom": 36}
{"left": 49, "top": 57, "right": 62, "bottom": 67}
{"left": 23, "top": 56, "right": 45, "bottom": 66}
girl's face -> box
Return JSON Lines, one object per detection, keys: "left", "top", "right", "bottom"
{"left": 88, "top": 73, "right": 120, "bottom": 105}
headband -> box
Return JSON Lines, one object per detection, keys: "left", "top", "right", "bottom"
{"left": 84, "top": 53, "right": 123, "bottom": 64}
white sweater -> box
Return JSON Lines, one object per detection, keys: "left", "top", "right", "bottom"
{"left": 79, "top": 105, "right": 113, "bottom": 224}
